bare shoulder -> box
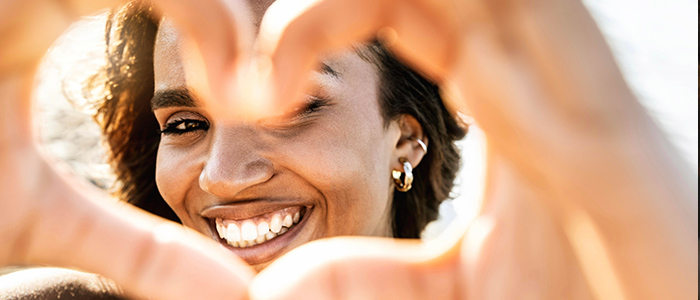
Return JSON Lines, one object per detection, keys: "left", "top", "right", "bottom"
{"left": 0, "top": 267, "right": 128, "bottom": 300}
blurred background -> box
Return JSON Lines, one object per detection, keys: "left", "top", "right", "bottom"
{"left": 32, "top": 0, "right": 698, "bottom": 240}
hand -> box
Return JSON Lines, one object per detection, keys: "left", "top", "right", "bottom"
{"left": 248, "top": 0, "right": 698, "bottom": 299}
{"left": 0, "top": 0, "right": 256, "bottom": 299}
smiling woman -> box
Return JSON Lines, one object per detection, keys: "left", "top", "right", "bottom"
{"left": 1, "top": 0, "right": 696, "bottom": 298}
{"left": 95, "top": 0, "right": 465, "bottom": 271}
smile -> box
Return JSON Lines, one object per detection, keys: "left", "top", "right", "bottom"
{"left": 214, "top": 206, "right": 305, "bottom": 248}
{"left": 201, "top": 200, "right": 314, "bottom": 265}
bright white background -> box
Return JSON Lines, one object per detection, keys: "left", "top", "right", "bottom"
{"left": 33, "top": 0, "right": 699, "bottom": 239}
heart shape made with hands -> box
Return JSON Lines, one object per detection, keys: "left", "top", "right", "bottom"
{"left": 0, "top": 0, "right": 478, "bottom": 299}
{"left": 1, "top": 0, "right": 697, "bottom": 300}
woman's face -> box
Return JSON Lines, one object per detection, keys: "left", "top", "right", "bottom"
{"left": 152, "top": 21, "right": 408, "bottom": 270}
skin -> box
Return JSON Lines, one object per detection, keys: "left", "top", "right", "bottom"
{"left": 252, "top": 0, "right": 698, "bottom": 299}
{"left": 152, "top": 19, "right": 427, "bottom": 270}
{"left": 0, "top": 1, "right": 257, "bottom": 299}
{"left": 0, "top": 0, "right": 695, "bottom": 299}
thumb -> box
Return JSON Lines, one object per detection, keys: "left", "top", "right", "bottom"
{"left": 250, "top": 236, "right": 461, "bottom": 300}
{"left": 14, "top": 163, "right": 254, "bottom": 300}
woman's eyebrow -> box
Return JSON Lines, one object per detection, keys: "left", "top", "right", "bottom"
{"left": 151, "top": 66, "right": 336, "bottom": 111}
{"left": 151, "top": 88, "right": 199, "bottom": 110}
{"left": 320, "top": 63, "right": 340, "bottom": 78}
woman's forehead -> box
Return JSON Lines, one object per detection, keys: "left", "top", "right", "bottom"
{"left": 153, "top": 19, "right": 188, "bottom": 91}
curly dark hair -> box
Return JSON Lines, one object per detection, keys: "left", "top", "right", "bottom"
{"left": 94, "top": 1, "right": 467, "bottom": 239}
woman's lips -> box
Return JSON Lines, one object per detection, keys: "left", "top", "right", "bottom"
{"left": 204, "top": 205, "right": 311, "bottom": 266}
{"left": 215, "top": 206, "right": 305, "bottom": 247}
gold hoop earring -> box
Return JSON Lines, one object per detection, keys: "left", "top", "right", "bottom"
{"left": 392, "top": 158, "right": 413, "bottom": 192}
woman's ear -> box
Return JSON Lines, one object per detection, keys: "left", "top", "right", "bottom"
{"left": 392, "top": 114, "right": 428, "bottom": 171}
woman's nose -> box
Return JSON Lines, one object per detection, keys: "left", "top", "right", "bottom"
{"left": 199, "top": 126, "right": 274, "bottom": 197}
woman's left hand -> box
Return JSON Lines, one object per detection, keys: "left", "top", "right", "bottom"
{"left": 0, "top": 1, "right": 257, "bottom": 299}
{"left": 246, "top": 0, "right": 698, "bottom": 299}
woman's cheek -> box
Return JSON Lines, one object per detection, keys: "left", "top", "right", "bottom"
{"left": 300, "top": 133, "right": 391, "bottom": 236}
{"left": 155, "top": 145, "right": 202, "bottom": 211}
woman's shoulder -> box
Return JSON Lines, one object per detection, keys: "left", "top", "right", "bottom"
{"left": 0, "top": 267, "right": 127, "bottom": 300}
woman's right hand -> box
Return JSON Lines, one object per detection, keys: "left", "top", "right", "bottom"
{"left": 250, "top": 0, "right": 698, "bottom": 299}
{"left": 0, "top": 1, "right": 256, "bottom": 299}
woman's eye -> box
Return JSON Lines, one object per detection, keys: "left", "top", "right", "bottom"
{"left": 159, "top": 119, "right": 209, "bottom": 135}
{"left": 288, "top": 97, "right": 330, "bottom": 120}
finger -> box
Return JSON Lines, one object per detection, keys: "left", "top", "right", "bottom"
{"left": 13, "top": 163, "right": 254, "bottom": 300}
{"left": 250, "top": 236, "right": 462, "bottom": 300}
{"left": 255, "top": 0, "right": 386, "bottom": 116}
{"left": 152, "top": 0, "right": 254, "bottom": 107}
{"left": 0, "top": 0, "right": 249, "bottom": 102}
{"left": 256, "top": 0, "right": 466, "bottom": 117}
{"left": 0, "top": 0, "right": 77, "bottom": 74}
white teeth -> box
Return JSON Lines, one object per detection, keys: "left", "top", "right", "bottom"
{"left": 257, "top": 221, "right": 270, "bottom": 236}
{"left": 217, "top": 222, "right": 226, "bottom": 239}
{"left": 270, "top": 215, "right": 282, "bottom": 233}
{"left": 282, "top": 215, "right": 293, "bottom": 227}
{"left": 226, "top": 223, "right": 241, "bottom": 243}
{"left": 241, "top": 221, "right": 258, "bottom": 241}
{"left": 214, "top": 207, "right": 306, "bottom": 248}
{"left": 256, "top": 235, "right": 266, "bottom": 244}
